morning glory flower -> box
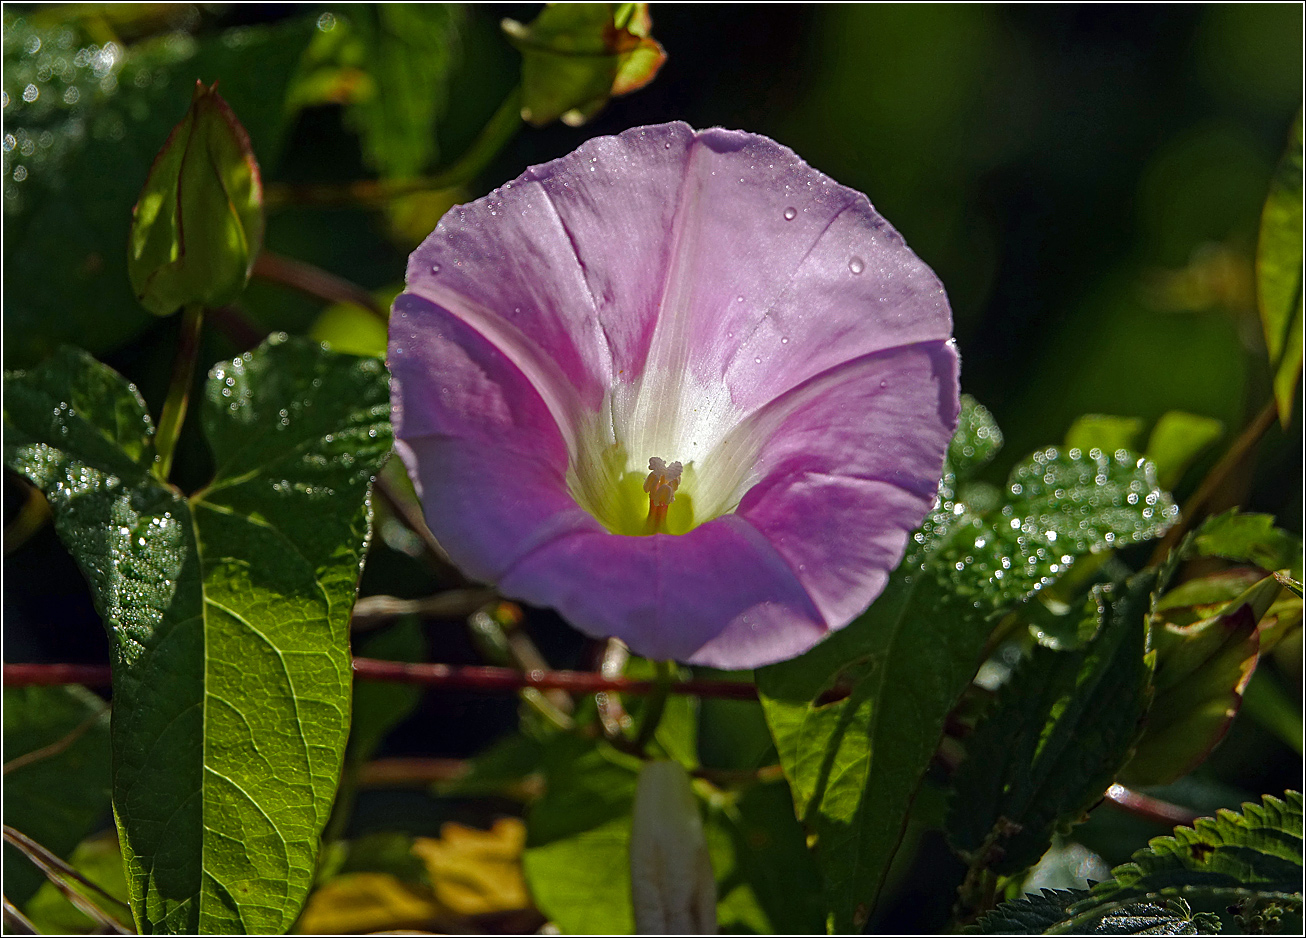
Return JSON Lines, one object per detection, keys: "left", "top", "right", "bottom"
{"left": 389, "top": 122, "right": 959, "bottom": 669}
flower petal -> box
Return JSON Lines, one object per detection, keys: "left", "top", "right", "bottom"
{"left": 735, "top": 340, "right": 961, "bottom": 627}
{"left": 497, "top": 514, "right": 827, "bottom": 668}
{"left": 390, "top": 292, "right": 600, "bottom": 582}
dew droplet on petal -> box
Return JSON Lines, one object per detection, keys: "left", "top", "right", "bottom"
{"left": 781, "top": 336, "right": 789, "bottom": 344}
{"left": 879, "top": 380, "right": 888, "bottom": 389}
{"left": 783, "top": 206, "right": 797, "bottom": 220}
{"left": 430, "top": 263, "right": 441, "bottom": 275}
{"left": 736, "top": 295, "right": 744, "bottom": 303}
{"left": 849, "top": 256, "right": 865, "bottom": 275}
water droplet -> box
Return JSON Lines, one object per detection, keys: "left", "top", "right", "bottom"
{"left": 783, "top": 206, "right": 797, "bottom": 220}
{"left": 22, "top": 83, "right": 38, "bottom": 103}
{"left": 754, "top": 357, "right": 762, "bottom": 364}
{"left": 780, "top": 337, "right": 789, "bottom": 344}
{"left": 664, "top": 142, "right": 672, "bottom": 149}
{"left": 879, "top": 380, "right": 887, "bottom": 389}
{"left": 736, "top": 295, "right": 744, "bottom": 303}
{"left": 849, "top": 256, "right": 865, "bottom": 275}
{"left": 430, "top": 263, "right": 441, "bottom": 275}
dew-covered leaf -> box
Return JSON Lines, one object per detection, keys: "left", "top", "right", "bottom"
{"left": 947, "top": 573, "right": 1156, "bottom": 877}
{"left": 759, "top": 411, "right": 1176, "bottom": 930}
{"left": 3, "top": 336, "right": 393, "bottom": 933}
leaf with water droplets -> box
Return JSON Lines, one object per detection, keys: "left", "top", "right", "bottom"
{"left": 758, "top": 405, "right": 1179, "bottom": 929}
{"left": 2, "top": 336, "right": 392, "bottom": 933}
{"left": 946, "top": 571, "right": 1156, "bottom": 878}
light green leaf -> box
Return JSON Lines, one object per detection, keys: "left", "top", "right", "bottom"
{"left": 2, "top": 686, "right": 112, "bottom": 906}
{"left": 1064, "top": 414, "right": 1144, "bottom": 455}
{"left": 1145, "top": 411, "right": 1224, "bottom": 491}
{"left": 3, "top": 336, "right": 393, "bottom": 933}
{"left": 1256, "top": 109, "right": 1304, "bottom": 426}
{"left": 947, "top": 574, "right": 1156, "bottom": 876}
{"left": 1192, "top": 509, "right": 1304, "bottom": 578}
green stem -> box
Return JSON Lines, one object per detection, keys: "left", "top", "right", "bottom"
{"left": 264, "top": 85, "right": 524, "bottom": 210}
{"left": 153, "top": 303, "right": 204, "bottom": 483}
{"left": 633, "top": 659, "right": 675, "bottom": 753}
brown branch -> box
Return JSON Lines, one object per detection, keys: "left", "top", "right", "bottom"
{"left": 1103, "top": 783, "right": 1200, "bottom": 827}
{"left": 2, "top": 658, "right": 768, "bottom": 700}
{"left": 2, "top": 895, "right": 38, "bottom": 935}
{"left": 251, "top": 250, "right": 388, "bottom": 321}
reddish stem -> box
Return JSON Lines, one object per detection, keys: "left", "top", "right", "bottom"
{"left": 2, "top": 659, "right": 767, "bottom": 700}
{"left": 1104, "top": 783, "right": 1200, "bottom": 827}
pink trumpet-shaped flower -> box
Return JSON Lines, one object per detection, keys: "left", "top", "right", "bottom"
{"left": 389, "top": 122, "right": 959, "bottom": 669}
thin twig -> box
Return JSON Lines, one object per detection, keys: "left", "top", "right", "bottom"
{"left": 252, "top": 251, "right": 388, "bottom": 321}
{"left": 4, "top": 702, "right": 109, "bottom": 775}
{"left": 351, "top": 589, "right": 497, "bottom": 630}
{"left": 1149, "top": 397, "right": 1280, "bottom": 566}
{"left": 2, "top": 895, "right": 38, "bottom": 935}
{"left": 1103, "top": 783, "right": 1200, "bottom": 827}
{"left": 2, "top": 827, "right": 131, "bottom": 933}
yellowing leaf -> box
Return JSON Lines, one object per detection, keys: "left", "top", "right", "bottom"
{"left": 296, "top": 872, "right": 441, "bottom": 935}
{"left": 411, "top": 818, "right": 531, "bottom": 917}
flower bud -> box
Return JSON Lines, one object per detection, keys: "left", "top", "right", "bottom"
{"left": 629, "top": 760, "right": 716, "bottom": 934}
{"left": 128, "top": 80, "right": 264, "bottom": 316}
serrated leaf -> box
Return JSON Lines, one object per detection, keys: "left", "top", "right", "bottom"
{"left": 1056, "top": 792, "right": 1304, "bottom": 932}
{"left": 949, "top": 394, "right": 1004, "bottom": 481}
{"left": 3, "top": 336, "right": 393, "bottom": 933}
{"left": 1256, "top": 109, "right": 1304, "bottom": 426}
{"left": 1193, "top": 510, "right": 1304, "bottom": 579}
{"left": 759, "top": 415, "right": 1177, "bottom": 930}
{"left": 947, "top": 573, "right": 1156, "bottom": 877}
{"left": 2, "top": 15, "right": 314, "bottom": 367}
{"left": 2, "top": 686, "right": 112, "bottom": 906}
{"left": 976, "top": 890, "right": 1222, "bottom": 935}
{"left": 1145, "top": 412, "right": 1224, "bottom": 492}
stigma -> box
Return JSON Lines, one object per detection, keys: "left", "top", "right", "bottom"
{"left": 643, "top": 457, "right": 683, "bottom": 534}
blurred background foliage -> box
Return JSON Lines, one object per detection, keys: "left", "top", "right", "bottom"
{"left": 3, "top": 3, "right": 1301, "bottom": 934}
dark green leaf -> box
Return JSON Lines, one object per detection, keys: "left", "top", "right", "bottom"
{"left": 2, "top": 15, "right": 313, "bottom": 367}
{"left": 976, "top": 891, "right": 1222, "bottom": 935}
{"left": 2, "top": 686, "right": 111, "bottom": 906}
{"left": 1145, "top": 412, "right": 1223, "bottom": 492}
{"left": 1064, "top": 415, "right": 1144, "bottom": 456}
{"left": 1193, "top": 510, "right": 1304, "bottom": 578}
{"left": 1057, "top": 792, "right": 1303, "bottom": 932}
{"left": 349, "top": 617, "right": 425, "bottom": 763}
{"left": 3, "top": 336, "right": 393, "bottom": 933}
{"left": 947, "top": 573, "right": 1156, "bottom": 877}
{"left": 759, "top": 411, "right": 1176, "bottom": 930}
{"left": 339, "top": 5, "right": 464, "bottom": 178}
{"left": 1256, "top": 109, "right": 1304, "bottom": 425}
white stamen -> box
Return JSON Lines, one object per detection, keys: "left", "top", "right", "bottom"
{"left": 643, "top": 457, "right": 683, "bottom": 508}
